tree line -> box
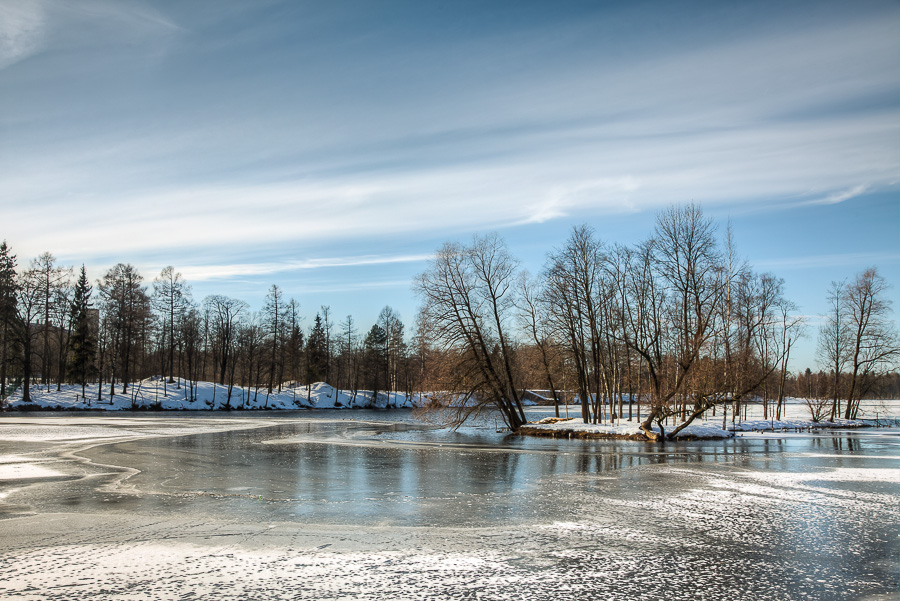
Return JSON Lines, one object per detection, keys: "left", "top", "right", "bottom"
{"left": 414, "top": 205, "right": 899, "bottom": 438}
{"left": 0, "top": 242, "right": 418, "bottom": 409}
{"left": 1, "top": 204, "right": 897, "bottom": 433}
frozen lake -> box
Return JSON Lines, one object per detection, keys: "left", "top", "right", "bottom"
{"left": 0, "top": 410, "right": 897, "bottom": 600}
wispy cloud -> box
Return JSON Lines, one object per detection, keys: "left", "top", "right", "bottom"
{"left": 1, "top": 0, "right": 898, "bottom": 270}
{"left": 278, "top": 279, "right": 413, "bottom": 295}
{"left": 804, "top": 184, "right": 870, "bottom": 206}
{"left": 756, "top": 252, "right": 900, "bottom": 271}
{"left": 174, "top": 254, "right": 431, "bottom": 282}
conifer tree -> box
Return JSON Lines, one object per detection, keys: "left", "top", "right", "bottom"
{"left": 306, "top": 313, "right": 328, "bottom": 383}
{"left": 0, "top": 241, "right": 18, "bottom": 402}
{"left": 67, "top": 265, "right": 96, "bottom": 402}
{"left": 363, "top": 324, "right": 388, "bottom": 401}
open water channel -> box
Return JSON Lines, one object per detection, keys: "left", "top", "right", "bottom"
{"left": 0, "top": 409, "right": 897, "bottom": 600}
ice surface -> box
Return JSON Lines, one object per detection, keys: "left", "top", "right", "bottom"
{"left": 0, "top": 412, "right": 896, "bottom": 600}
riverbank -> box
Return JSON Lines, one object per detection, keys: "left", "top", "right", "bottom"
{"left": 2, "top": 379, "right": 423, "bottom": 411}
{"left": 519, "top": 415, "right": 874, "bottom": 440}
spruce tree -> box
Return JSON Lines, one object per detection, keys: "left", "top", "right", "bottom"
{"left": 0, "top": 241, "right": 18, "bottom": 402}
{"left": 306, "top": 313, "right": 328, "bottom": 383}
{"left": 363, "top": 324, "right": 388, "bottom": 401}
{"left": 67, "top": 265, "right": 96, "bottom": 402}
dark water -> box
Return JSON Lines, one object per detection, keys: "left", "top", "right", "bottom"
{"left": 2, "top": 412, "right": 898, "bottom": 600}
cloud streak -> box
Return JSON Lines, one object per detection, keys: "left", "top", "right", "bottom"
{"left": 805, "top": 184, "right": 870, "bottom": 206}
{"left": 173, "top": 254, "right": 431, "bottom": 282}
{"left": 755, "top": 252, "right": 900, "bottom": 271}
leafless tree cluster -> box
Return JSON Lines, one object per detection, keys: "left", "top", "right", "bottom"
{"left": 816, "top": 268, "right": 900, "bottom": 420}
{"left": 415, "top": 205, "right": 819, "bottom": 439}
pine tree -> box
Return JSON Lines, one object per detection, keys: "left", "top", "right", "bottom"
{"left": 306, "top": 313, "right": 328, "bottom": 383}
{"left": 0, "top": 241, "right": 18, "bottom": 402}
{"left": 67, "top": 265, "right": 96, "bottom": 402}
{"left": 363, "top": 324, "right": 388, "bottom": 401}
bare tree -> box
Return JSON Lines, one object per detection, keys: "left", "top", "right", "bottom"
{"left": 518, "top": 272, "right": 563, "bottom": 417}
{"left": 98, "top": 264, "right": 150, "bottom": 397}
{"left": 285, "top": 299, "right": 302, "bottom": 398}
{"left": 178, "top": 302, "right": 203, "bottom": 402}
{"left": 378, "top": 305, "right": 405, "bottom": 403}
{"left": 337, "top": 314, "right": 358, "bottom": 394}
{"left": 415, "top": 234, "right": 526, "bottom": 430}
{"left": 842, "top": 268, "right": 900, "bottom": 419}
{"left": 50, "top": 271, "right": 74, "bottom": 391}
{"left": 28, "top": 253, "right": 71, "bottom": 390}
{"left": 12, "top": 267, "right": 44, "bottom": 404}
{"left": 542, "top": 226, "right": 606, "bottom": 424}
{"left": 751, "top": 273, "right": 784, "bottom": 420}
{"left": 774, "top": 295, "right": 805, "bottom": 420}
{"left": 152, "top": 267, "right": 189, "bottom": 387}
{"left": 262, "top": 285, "right": 283, "bottom": 393}
{"left": 203, "top": 295, "right": 248, "bottom": 390}
{"left": 237, "top": 311, "right": 265, "bottom": 406}
{"left": 817, "top": 279, "right": 848, "bottom": 421}
{"left": 321, "top": 305, "right": 333, "bottom": 385}
{"left": 623, "top": 205, "right": 727, "bottom": 440}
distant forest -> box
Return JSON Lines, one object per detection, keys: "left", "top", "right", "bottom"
{"left": 1, "top": 205, "right": 898, "bottom": 436}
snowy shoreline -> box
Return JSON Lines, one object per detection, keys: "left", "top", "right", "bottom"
{"left": 2, "top": 379, "right": 424, "bottom": 412}
{"left": 4, "top": 381, "right": 897, "bottom": 442}
{"left": 519, "top": 415, "right": 877, "bottom": 440}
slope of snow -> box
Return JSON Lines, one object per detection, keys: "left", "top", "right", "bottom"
{"left": 2, "top": 379, "right": 428, "bottom": 411}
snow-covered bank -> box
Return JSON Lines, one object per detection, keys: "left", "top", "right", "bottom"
{"left": 521, "top": 415, "right": 872, "bottom": 440}
{"left": 2, "top": 379, "right": 427, "bottom": 411}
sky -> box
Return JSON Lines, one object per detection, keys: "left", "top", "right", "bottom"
{"left": 1, "top": 0, "right": 898, "bottom": 370}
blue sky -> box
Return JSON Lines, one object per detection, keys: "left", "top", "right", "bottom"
{"left": 1, "top": 0, "right": 898, "bottom": 369}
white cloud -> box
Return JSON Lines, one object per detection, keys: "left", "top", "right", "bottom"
{"left": 3, "top": 100, "right": 896, "bottom": 262}
{"left": 0, "top": 0, "right": 45, "bottom": 70}
{"left": 805, "top": 184, "right": 870, "bottom": 206}
{"left": 755, "top": 252, "right": 900, "bottom": 271}
{"left": 173, "top": 254, "right": 431, "bottom": 282}
{"left": 1, "top": 2, "right": 897, "bottom": 265}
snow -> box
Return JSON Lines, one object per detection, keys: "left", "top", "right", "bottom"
{"left": 524, "top": 417, "right": 736, "bottom": 439}
{"left": 0, "top": 456, "right": 64, "bottom": 481}
{"left": 524, "top": 414, "right": 870, "bottom": 439}
{"left": 521, "top": 397, "right": 895, "bottom": 439}
{"left": 3, "top": 378, "right": 429, "bottom": 411}
{"left": 1, "top": 384, "right": 892, "bottom": 442}
{"left": 2, "top": 380, "right": 540, "bottom": 412}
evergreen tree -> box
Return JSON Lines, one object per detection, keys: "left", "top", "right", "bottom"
{"left": 306, "top": 313, "right": 328, "bottom": 383}
{"left": 67, "top": 265, "right": 96, "bottom": 402}
{"left": 0, "top": 241, "right": 18, "bottom": 402}
{"left": 363, "top": 324, "right": 388, "bottom": 400}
